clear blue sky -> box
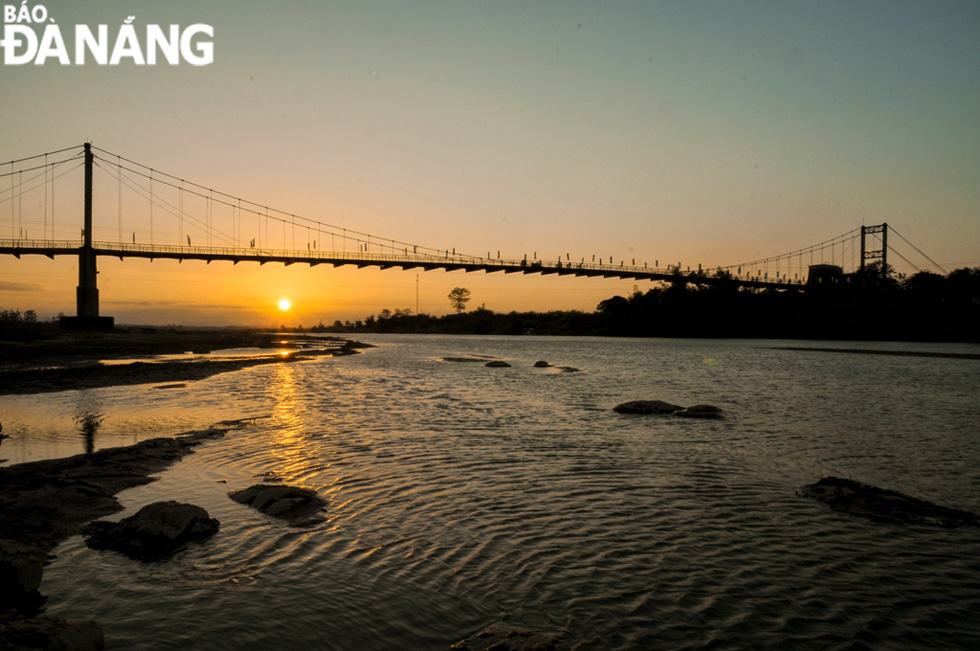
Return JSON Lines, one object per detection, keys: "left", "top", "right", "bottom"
{"left": 2, "top": 1, "right": 978, "bottom": 325}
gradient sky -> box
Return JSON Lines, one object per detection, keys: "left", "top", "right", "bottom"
{"left": 2, "top": 0, "right": 978, "bottom": 325}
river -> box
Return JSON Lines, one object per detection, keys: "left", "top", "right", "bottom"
{"left": 3, "top": 335, "right": 979, "bottom": 649}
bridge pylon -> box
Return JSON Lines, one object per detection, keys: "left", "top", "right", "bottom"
{"left": 60, "top": 143, "right": 114, "bottom": 330}
{"left": 860, "top": 223, "right": 888, "bottom": 280}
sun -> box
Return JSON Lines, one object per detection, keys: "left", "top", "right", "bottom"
{"left": 278, "top": 298, "right": 291, "bottom": 311}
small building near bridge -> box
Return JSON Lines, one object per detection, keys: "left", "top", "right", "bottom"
{"left": 806, "top": 264, "right": 844, "bottom": 286}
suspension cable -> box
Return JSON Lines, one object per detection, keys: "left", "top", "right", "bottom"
{"left": 718, "top": 228, "right": 862, "bottom": 275}
{"left": 889, "top": 225, "right": 948, "bottom": 274}
{"left": 0, "top": 144, "right": 83, "bottom": 168}
{"left": 69, "top": 144, "right": 958, "bottom": 280}
{"left": 889, "top": 247, "right": 920, "bottom": 274}
{"left": 93, "top": 161, "right": 239, "bottom": 248}
{"left": 89, "top": 145, "right": 457, "bottom": 258}
{"left": 117, "top": 155, "right": 123, "bottom": 243}
{"left": 0, "top": 154, "right": 82, "bottom": 204}
{"left": 44, "top": 153, "right": 48, "bottom": 240}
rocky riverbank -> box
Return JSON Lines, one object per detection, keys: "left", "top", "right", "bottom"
{"left": 0, "top": 330, "right": 375, "bottom": 648}
{"left": 0, "top": 428, "right": 230, "bottom": 649}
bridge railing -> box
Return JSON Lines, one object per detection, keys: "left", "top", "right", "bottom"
{"left": 90, "top": 240, "right": 683, "bottom": 275}
{"left": 1, "top": 238, "right": 804, "bottom": 286}
{"left": 0, "top": 239, "right": 83, "bottom": 250}
{"left": 92, "top": 241, "right": 801, "bottom": 285}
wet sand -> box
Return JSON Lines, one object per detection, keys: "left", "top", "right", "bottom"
{"left": 1, "top": 352, "right": 331, "bottom": 395}
{"left": 1, "top": 329, "right": 280, "bottom": 367}
{"left": 0, "top": 330, "right": 372, "bottom": 395}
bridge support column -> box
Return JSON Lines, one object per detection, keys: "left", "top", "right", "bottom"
{"left": 76, "top": 247, "right": 100, "bottom": 318}
{"left": 61, "top": 143, "right": 114, "bottom": 330}
{"left": 859, "top": 223, "right": 888, "bottom": 280}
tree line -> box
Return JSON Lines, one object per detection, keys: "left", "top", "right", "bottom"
{"left": 4, "top": 265, "right": 978, "bottom": 342}
{"left": 312, "top": 265, "right": 980, "bottom": 342}
{"left": 0, "top": 308, "right": 61, "bottom": 339}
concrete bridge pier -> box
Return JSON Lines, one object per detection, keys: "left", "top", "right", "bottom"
{"left": 60, "top": 143, "right": 114, "bottom": 330}
{"left": 76, "top": 247, "right": 100, "bottom": 318}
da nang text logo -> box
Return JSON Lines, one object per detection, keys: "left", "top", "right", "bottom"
{"left": 1, "top": 2, "right": 213, "bottom": 65}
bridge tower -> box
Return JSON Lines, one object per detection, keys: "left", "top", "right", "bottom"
{"left": 60, "top": 143, "right": 114, "bottom": 330}
{"left": 860, "top": 223, "right": 888, "bottom": 280}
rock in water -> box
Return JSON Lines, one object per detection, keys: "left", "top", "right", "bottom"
{"left": 83, "top": 501, "right": 219, "bottom": 561}
{"left": 800, "top": 477, "right": 980, "bottom": 528}
{"left": 484, "top": 360, "right": 512, "bottom": 368}
{"left": 0, "top": 538, "right": 47, "bottom": 612}
{"left": 229, "top": 484, "right": 326, "bottom": 525}
{"left": 532, "top": 361, "right": 550, "bottom": 368}
{"left": 0, "top": 613, "right": 104, "bottom": 650}
{"left": 675, "top": 404, "right": 724, "bottom": 419}
{"left": 451, "top": 622, "right": 560, "bottom": 651}
{"left": 612, "top": 400, "right": 684, "bottom": 415}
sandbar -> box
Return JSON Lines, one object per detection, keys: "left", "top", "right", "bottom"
{"left": 0, "top": 331, "right": 371, "bottom": 395}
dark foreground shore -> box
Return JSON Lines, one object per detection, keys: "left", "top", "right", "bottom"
{"left": 0, "top": 428, "right": 229, "bottom": 559}
{"left": 0, "top": 428, "right": 230, "bottom": 649}
{"left": 0, "top": 330, "right": 375, "bottom": 648}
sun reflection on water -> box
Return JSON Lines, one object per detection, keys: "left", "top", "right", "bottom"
{"left": 267, "top": 363, "right": 315, "bottom": 481}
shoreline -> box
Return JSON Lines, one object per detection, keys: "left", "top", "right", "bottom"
{"left": 1, "top": 350, "right": 335, "bottom": 396}
{"left": 0, "top": 335, "right": 373, "bottom": 396}
{"left": 0, "top": 428, "right": 231, "bottom": 647}
{"left": 767, "top": 346, "right": 980, "bottom": 360}
{"left": 0, "top": 428, "right": 229, "bottom": 557}
{"left": 0, "top": 333, "right": 372, "bottom": 646}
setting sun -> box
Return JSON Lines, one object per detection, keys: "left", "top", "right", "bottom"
{"left": 278, "top": 299, "right": 291, "bottom": 311}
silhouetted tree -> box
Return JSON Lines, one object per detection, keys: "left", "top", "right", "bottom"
{"left": 448, "top": 287, "right": 471, "bottom": 313}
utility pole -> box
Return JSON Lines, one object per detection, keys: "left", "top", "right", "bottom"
{"left": 416, "top": 274, "right": 419, "bottom": 315}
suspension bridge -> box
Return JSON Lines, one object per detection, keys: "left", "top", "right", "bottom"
{"left": 1, "top": 143, "right": 947, "bottom": 328}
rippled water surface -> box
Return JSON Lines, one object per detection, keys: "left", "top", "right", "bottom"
{"left": 4, "top": 335, "right": 980, "bottom": 650}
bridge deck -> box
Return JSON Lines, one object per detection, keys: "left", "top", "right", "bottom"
{"left": 0, "top": 240, "right": 800, "bottom": 289}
